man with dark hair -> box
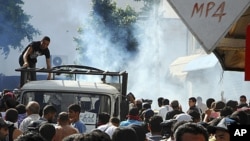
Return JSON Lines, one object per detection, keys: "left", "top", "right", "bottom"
{"left": 147, "top": 115, "right": 164, "bottom": 141}
{"left": 41, "top": 105, "right": 57, "bottom": 123}
{"left": 79, "top": 129, "right": 112, "bottom": 141}
{"left": 158, "top": 98, "right": 173, "bottom": 120}
{"left": 19, "top": 36, "right": 52, "bottom": 80}
{"left": 39, "top": 123, "right": 56, "bottom": 141}
{"left": 119, "top": 107, "right": 143, "bottom": 127}
{"left": 174, "top": 122, "right": 209, "bottom": 141}
{"left": 53, "top": 112, "right": 78, "bottom": 141}
{"left": 112, "top": 127, "right": 137, "bottom": 141}
{"left": 209, "top": 117, "right": 237, "bottom": 141}
{"left": 104, "top": 117, "right": 121, "bottom": 139}
{"left": 238, "top": 95, "right": 248, "bottom": 108}
{"left": 5, "top": 108, "right": 23, "bottom": 141}
{"left": 97, "top": 112, "right": 110, "bottom": 127}
{"left": 166, "top": 100, "right": 183, "bottom": 120}
{"left": 68, "top": 104, "right": 86, "bottom": 133}
{"left": 157, "top": 97, "right": 164, "bottom": 108}
{"left": 187, "top": 97, "right": 202, "bottom": 115}
{"left": 15, "top": 104, "right": 27, "bottom": 128}
{"left": 126, "top": 92, "right": 136, "bottom": 110}
{"left": 26, "top": 105, "right": 57, "bottom": 134}
{"left": 15, "top": 132, "right": 45, "bottom": 141}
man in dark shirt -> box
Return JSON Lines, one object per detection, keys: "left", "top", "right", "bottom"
{"left": 165, "top": 100, "right": 183, "bottom": 120}
{"left": 19, "top": 36, "right": 52, "bottom": 80}
{"left": 187, "top": 97, "right": 202, "bottom": 116}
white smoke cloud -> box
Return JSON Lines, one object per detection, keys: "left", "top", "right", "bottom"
{"left": 17, "top": 0, "right": 250, "bottom": 111}
{"left": 74, "top": 1, "right": 192, "bottom": 110}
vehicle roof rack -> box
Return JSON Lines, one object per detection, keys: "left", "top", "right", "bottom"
{"left": 15, "top": 65, "right": 128, "bottom": 97}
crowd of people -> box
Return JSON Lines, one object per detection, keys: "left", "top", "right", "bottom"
{"left": 0, "top": 89, "right": 249, "bottom": 141}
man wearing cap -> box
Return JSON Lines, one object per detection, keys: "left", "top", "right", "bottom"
{"left": 0, "top": 117, "right": 11, "bottom": 141}
{"left": 210, "top": 117, "right": 236, "bottom": 141}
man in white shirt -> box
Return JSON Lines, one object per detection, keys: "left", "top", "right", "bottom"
{"left": 158, "top": 99, "right": 173, "bottom": 120}
{"left": 19, "top": 101, "right": 41, "bottom": 133}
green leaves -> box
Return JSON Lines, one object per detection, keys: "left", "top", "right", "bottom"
{"left": 0, "top": 0, "right": 40, "bottom": 58}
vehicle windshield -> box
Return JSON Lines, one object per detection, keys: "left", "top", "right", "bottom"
{"left": 21, "top": 91, "right": 111, "bottom": 125}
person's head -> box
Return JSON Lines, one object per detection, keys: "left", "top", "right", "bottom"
{"left": 196, "top": 96, "right": 203, "bottom": 104}
{"left": 158, "top": 97, "right": 164, "bottom": 107}
{"left": 220, "top": 106, "right": 233, "bottom": 117}
{"left": 135, "top": 99, "right": 143, "bottom": 110}
{"left": 97, "top": 112, "right": 110, "bottom": 126}
{"left": 212, "top": 117, "right": 237, "bottom": 141}
{"left": 112, "top": 127, "right": 137, "bottom": 141}
{"left": 0, "top": 117, "right": 10, "bottom": 140}
{"left": 163, "top": 99, "right": 170, "bottom": 106}
{"left": 39, "top": 123, "right": 56, "bottom": 141}
{"left": 42, "top": 105, "right": 57, "bottom": 123}
{"left": 26, "top": 101, "right": 40, "bottom": 115}
{"left": 174, "top": 122, "right": 209, "bottom": 141}
{"left": 129, "top": 124, "right": 147, "bottom": 141}
{"left": 15, "top": 132, "right": 45, "bottom": 141}
{"left": 62, "top": 133, "right": 81, "bottom": 141}
{"left": 5, "top": 108, "right": 18, "bottom": 123}
{"left": 127, "top": 107, "right": 140, "bottom": 120}
{"left": 226, "top": 100, "right": 238, "bottom": 111}
{"left": 187, "top": 110, "right": 201, "bottom": 123}
{"left": 126, "top": 92, "right": 135, "bottom": 102}
{"left": 40, "top": 36, "right": 50, "bottom": 50}
{"left": 57, "top": 112, "right": 70, "bottom": 125}
{"left": 214, "top": 101, "right": 226, "bottom": 112}
{"left": 68, "top": 104, "right": 81, "bottom": 122}
{"left": 206, "top": 98, "right": 215, "bottom": 109}
{"left": 141, "top": 109, "right": 154, "bottom": 122}
{"left": 148, "top": 115, "right": 163, "bottom": 135}
{"left": 239, "top": 95, "right": 247, "bottom": 104}
{"left": 0, "top": 92, "right": 17, "bottom": 110}
{"left": 110, "top": 117, "right": 120, "bottom": 127}
{"left": 230, "top": 110, "right": 249, "bottom": 125}
{"left": 78, "top": 129, "right": 111, "bottom": 141}
{"left": 160, "top": 119, "right": 177, "bottom": 139}
{"left": 188, "top": 97, "right": 197, "bottom": 107}
{"left": 142, "top": 102, "right": 151, "bottom": 110}
{"left": 170, "top": 100, "right": 179, "bottom": 109}
{"left": 16, "top": 104, "right": 26, "bottom": 114}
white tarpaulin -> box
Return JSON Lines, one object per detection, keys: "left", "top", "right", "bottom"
{"left": 169, "top": 53, "right": 218, "bottom": 80}
{"left": 183, "top": 53, "right": 218, "bottom": 72}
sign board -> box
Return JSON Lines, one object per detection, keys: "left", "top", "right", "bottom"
{"left": 167, "top": 0, "right": 250, "bottom": 53}
{"left": 80, "top": 112, "right": 97, "bottom": 124}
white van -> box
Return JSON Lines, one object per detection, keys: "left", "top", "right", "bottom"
{"left": 16, "top": 65, "right": 129, "bottom": 132}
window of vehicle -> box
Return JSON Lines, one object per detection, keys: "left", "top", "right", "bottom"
{"left": 21, "top": 91, "right": 111, "bottom": 115}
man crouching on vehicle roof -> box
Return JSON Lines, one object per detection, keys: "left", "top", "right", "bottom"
{"left": 19, "top": 36, "right": 52, "bottom": 80}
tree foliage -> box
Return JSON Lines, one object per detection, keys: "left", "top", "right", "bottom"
{"left": 0, "top": 0, "right": 40, "bottom": 57}
{"left": 75, "top": 0, "right": 139, "bottom": 53}
{"left": 134, "top": 0, "right": 161, "bottom": 16}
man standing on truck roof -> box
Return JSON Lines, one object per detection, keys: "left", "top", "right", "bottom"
{"left": 19, "top": 36, "right": 52, "bottom": 80}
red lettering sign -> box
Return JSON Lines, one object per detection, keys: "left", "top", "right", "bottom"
{"left": 191, "top": 1, "right": 226, "bottom": 22}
